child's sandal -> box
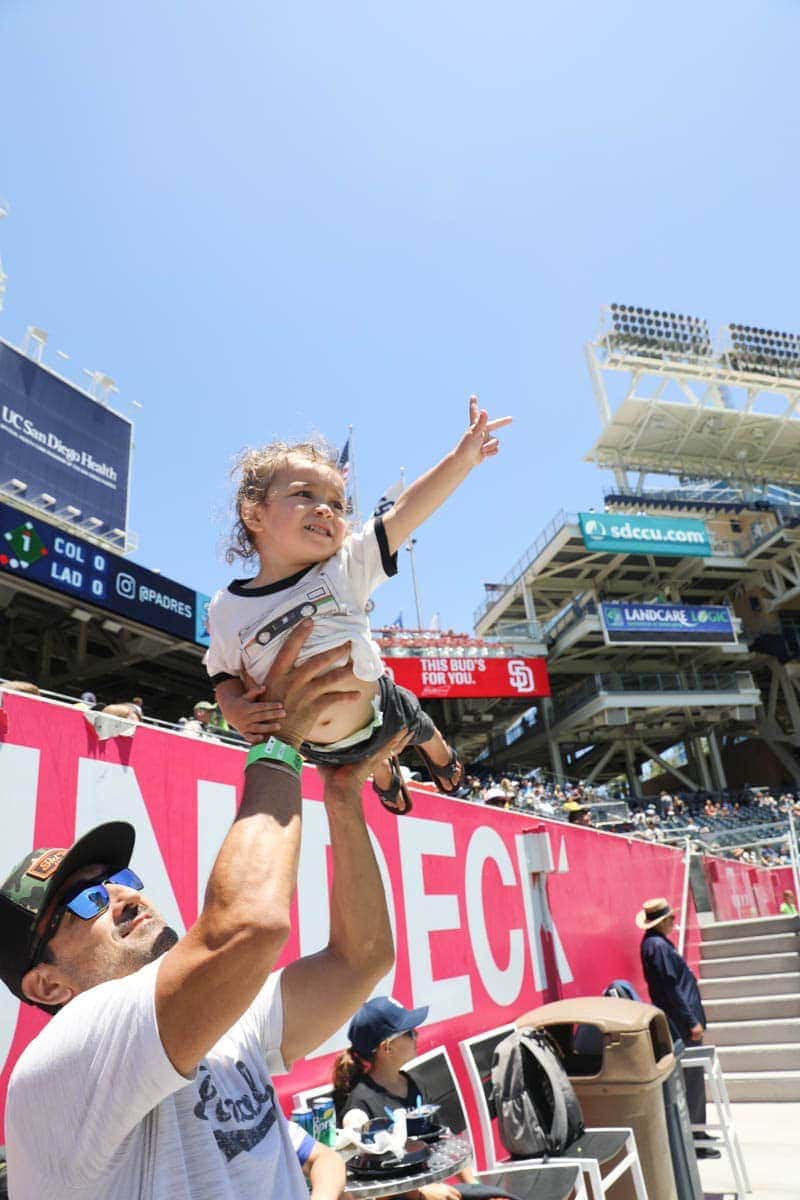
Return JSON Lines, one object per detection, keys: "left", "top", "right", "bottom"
{"left": 372, "top": 754, "right": 413, "bottom": 815}
{"left": 415, "top": 746, "right": 464, "bottom": 795}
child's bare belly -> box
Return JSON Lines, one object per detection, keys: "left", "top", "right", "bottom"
{"left": 306, "top": 673, "right": 380, "bottom": 745}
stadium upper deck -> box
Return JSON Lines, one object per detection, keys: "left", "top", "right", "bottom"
{"left": 474, "top": 305, "right": 800, "bottom": 794}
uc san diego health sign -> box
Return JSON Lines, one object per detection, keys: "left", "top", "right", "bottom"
{"left": 600, "top": 601, "right": 737, "bottom": 646}
{"left": 579, "top": 512, "right": 712, "bottom": 557}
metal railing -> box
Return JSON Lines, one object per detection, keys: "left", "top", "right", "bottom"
{"left": 473, "top": 497, "right": 800, "bottom": 631}
{"left": 473, "top": 509, "right": 576, "bottom": 625}
{"left": 552, "top": 670, "right": 749, "bottom": 722}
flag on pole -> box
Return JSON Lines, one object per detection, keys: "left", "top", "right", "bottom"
{"left": 429, "top": 612, "right": 441, "bottom": 631}
{"left": 373, "top": 478, "right": 403, "bottom": 518}
{"left": 337, "top": 436, "right": 351, "bottom": 486}
{"left": 390, "top": 613, "right": 404, "bottom": 629}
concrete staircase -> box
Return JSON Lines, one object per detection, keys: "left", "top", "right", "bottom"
{"left": 699, "top": 913, "right": 800, "bottom": 1100}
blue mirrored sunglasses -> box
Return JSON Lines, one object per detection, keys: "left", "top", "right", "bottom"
{"left": 30, "top": 867, "right": 144, "bottom": 970}
{"left": 61, "top": 867, "right": 143, "bottom": 920}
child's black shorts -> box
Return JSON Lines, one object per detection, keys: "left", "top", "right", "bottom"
{"left": 300, "top": 673, "right": 434, "bottom": 766}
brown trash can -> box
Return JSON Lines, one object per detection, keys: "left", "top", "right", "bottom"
{"left": 517, "top": 998, "right": 679, "bottom": 1200}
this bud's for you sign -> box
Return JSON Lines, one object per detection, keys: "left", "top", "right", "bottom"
{"left": 382, "top": 656, "right": 550, "bottom": 699}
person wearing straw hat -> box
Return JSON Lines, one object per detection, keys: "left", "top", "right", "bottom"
{"left": 637, "top": 897, "right": 719, "bottom": 1159}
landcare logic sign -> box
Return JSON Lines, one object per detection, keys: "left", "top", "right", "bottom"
{"left": 600, "top": 601, "right": 737, "bottom": 645}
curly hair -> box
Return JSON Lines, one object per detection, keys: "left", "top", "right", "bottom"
{"left": 226, "top": 437, "right": 342, "bottom": 566}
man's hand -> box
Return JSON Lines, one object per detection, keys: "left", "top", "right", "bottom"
{"left": 689, "top": 1022, "right": 704, "bottom": 1042}
{"left": 454, "top": 394, "right": 513, "bottom": 469}
{"left": 260, "top": 620, "right": 361, "bottom": 748}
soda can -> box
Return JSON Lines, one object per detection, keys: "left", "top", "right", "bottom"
{"left": 291, "top": 1106, "right": 314, "bottom": 1136}
{"left": 311, "top": 1096, "right": 336, "bottom": 1146}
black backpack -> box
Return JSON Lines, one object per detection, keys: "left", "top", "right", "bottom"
{"left": 491, "top": 1026, "right": 584, "bottom": 1158}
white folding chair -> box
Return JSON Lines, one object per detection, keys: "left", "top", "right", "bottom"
{"left": 459, "top": 1024, "right": 649, "bottom": 1200}
{"left": 406, "top": 1045, "right": 588, "bottom": 1200}
{"left": 681, "top": 1044, "right": 752, "bottom": 1198}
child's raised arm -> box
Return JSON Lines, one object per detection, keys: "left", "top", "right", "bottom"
{"left": 382, "top": 395, "right": 512, "bottom": 555}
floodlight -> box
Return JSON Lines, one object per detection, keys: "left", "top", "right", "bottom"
{"left": 22, "top": 326, "right": 48, "bottom": 363}
{"left": 607, "top": 303, "right": 712, "bottom": 360}
{"left": 31, "top": 493, "right": 56, "bottom": 508}
{"left": 1, "top": 479, "right": 27, "bottom": 496}
{"left": 70, "top": 608, "right": 93, "bottom": 623}
{"left": 83, "top": 369, "right": 119, "bottom": 404}
{"left": 56, "top": 504, "right": 81, "bottom": 519}
{"left": 79, "top": 516, "right": 103, "bottom": 531}
{"left": 725, "top": 322, "right": 800, "bottom": 379}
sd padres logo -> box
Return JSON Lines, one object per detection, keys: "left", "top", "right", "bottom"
{"left": 507, "top": 659, "right": 536, "bottom": 693}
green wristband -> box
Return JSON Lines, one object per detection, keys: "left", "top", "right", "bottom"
{"left": 245, "top": 737, "right": 304, "bottom": 776}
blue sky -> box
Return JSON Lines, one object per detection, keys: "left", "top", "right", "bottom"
{"left": 1, "top": 1, "right": 798, "bottom": 633}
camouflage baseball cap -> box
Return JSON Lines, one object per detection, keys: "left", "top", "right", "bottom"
{"left": 0, "top": 822, "right": 135, "bottom": 1002}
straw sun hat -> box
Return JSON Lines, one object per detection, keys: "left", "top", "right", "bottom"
{"left": 635, "top": 897, "right": 675, "bottom": 930}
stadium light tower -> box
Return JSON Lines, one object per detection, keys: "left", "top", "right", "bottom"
{"left": 584, "top": 302, "right": 800, "bottom": 495}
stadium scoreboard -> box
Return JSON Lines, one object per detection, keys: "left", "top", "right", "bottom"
{"left": 0, "top": 498, "right": 209, "bottom": 646}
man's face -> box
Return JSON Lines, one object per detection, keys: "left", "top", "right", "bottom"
{"left": 22, "top": 862, "right": 177, "bottom": 1006}
{"left": 194, "top": 706, "right": 211, "bottom": 725}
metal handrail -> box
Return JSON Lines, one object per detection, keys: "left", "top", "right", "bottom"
{"left": 473, "top": 498, "right": 800, "bottom": 630}
{"left": 473, "top": 509, "right": 577, "bottom": 625}
{"left": 552, "top": 670, "right": 750, "bottom": 722}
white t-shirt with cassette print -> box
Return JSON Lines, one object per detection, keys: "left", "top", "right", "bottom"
{"left": 205, "top": 515, "right": 397, "bottom": 686}
{"left": 6, "top": 960, "right": 307, "bottom": 1200}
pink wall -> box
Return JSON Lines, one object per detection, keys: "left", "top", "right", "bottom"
{"left": 0, "top": 693, "right": 702, "bottom": 1149}
{"left": 702, "top": 856, "right": 798, "bottom": 920}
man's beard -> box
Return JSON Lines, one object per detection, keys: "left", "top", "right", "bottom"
{"left": 149, "top": 926, "right": 179, "bottom": 960}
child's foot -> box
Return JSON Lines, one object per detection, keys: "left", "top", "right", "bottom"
{"left": 372, "top": 754, "right": 413, "bottom": 815}
{"left": 415, "top": 745, "right": 463, "bottom": 795}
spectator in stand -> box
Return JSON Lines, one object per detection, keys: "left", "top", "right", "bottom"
{"left": 333, "top": 996, "right": 475, "bottom": 1199}
{"left": 637, "top": 898, "right": 719, "bottom": 1160}
{"left": 1, "top": 681, "right": 41, "bottom": 696}
{"left": 100, "top": 702, "right": 142, "bottom": 722}
{"left": 182, "top": 701, "right": 219, "bottom": 738}
{"left": 779, "top": 890, "right": 798, "bottom": 916}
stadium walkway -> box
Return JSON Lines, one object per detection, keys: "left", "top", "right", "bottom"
{"left": 696, "top": 1101, "right": 799, "bottom": 1199}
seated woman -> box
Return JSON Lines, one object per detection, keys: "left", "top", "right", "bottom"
{"left": 333, "top": 996, "right": 475, "bottom": 1200}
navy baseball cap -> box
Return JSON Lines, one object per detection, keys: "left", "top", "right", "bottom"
{"left": 347, "top": 995, "right": 429, "bottom": 1060}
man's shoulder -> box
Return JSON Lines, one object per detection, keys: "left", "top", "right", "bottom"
{"left": 10, "top": 962, "right": 160, "bottom": 1089}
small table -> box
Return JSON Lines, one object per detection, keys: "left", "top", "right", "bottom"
{"left": 342, "top": 1131, "right": 472, "bottom": 1198}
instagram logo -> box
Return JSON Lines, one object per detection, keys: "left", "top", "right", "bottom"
{"left": 116, "top": 572, "right": 136, "bottom": 599}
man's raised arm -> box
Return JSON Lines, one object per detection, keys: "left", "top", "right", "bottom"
{"left": 279, "top": 736, "right": 404, "bottom": 1064}
{"left": 155, "top": 621, "right": 359, "bottom": 1076}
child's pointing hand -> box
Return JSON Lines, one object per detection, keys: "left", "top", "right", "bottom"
{"left": 457, "top": 394, "right": 513, "bottom": 467}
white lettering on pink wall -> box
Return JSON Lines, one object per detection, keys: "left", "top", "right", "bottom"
{"left": 398, "top": 817, "right": 472, "bottom": 1023}
{"left": 465, "top": 826, "right": 524, "bottom": 1006}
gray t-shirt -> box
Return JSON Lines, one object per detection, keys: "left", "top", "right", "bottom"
{"left": 6, "top": 960, "right": 308, "bottom": 1200}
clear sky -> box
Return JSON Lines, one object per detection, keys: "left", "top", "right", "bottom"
{"left": 1, "top": 1, "right": 797, "bottom": 633}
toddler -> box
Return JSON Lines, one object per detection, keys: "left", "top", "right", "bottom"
{"left": 206, "top": 396, "right": 511, "bottom": 813}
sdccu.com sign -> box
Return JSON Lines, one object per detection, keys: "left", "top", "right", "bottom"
{"left": 579, "top": 512, "right": 711, "bottom": 558}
